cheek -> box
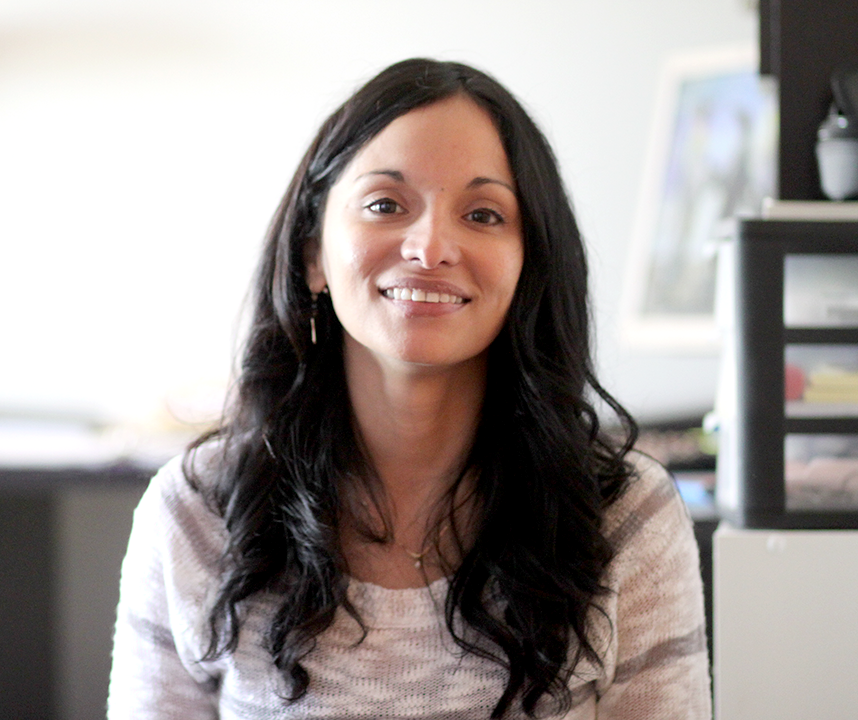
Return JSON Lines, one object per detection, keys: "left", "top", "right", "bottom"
{"left": 320, "top": 237, "right": 386, "bottom": 317}
{"left": 343, "top": 239, "right": 378, "bottom": 276}
{"left": 321, "top": 223, "right": 378, "bottom": 281}
{"left": 496, "top": 245, "right": 524, "bottom": 300}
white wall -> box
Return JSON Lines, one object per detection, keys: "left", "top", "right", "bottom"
{"left": 0, "top": 0, "right": 756, "bottom": 427}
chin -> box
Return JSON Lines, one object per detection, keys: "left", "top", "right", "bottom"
{"left": 388, "top": 342, "right": 488, "bottom": 371}
{"left": 345, "top": 327, "right": 491, "bottom": 372}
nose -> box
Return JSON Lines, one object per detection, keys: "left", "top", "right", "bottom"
{"left": 400, "top": 208, "right": 462, "bottom": 269}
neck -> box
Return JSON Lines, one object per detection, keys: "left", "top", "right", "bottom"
{"left": 343, "top": 333, "right": 486, "bottom": 517}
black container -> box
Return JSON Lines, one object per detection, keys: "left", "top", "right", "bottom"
{"left": 719, "top": 219, "right": 858, "bottom": 528}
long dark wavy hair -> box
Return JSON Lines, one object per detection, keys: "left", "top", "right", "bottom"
{"left": 185, "top": 58, "right": 638, "bottom": 718}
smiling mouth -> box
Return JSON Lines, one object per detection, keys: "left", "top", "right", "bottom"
{"left": 382, "top": 288, "right": 467, "bottom": 304}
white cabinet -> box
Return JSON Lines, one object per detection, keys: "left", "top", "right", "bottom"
{"left": 714, "top": 522, "right": 858, "bottom": 719}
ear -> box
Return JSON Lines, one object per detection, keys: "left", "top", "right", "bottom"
{"left": 304, "top": 238, "right": 327, "bottom": 294}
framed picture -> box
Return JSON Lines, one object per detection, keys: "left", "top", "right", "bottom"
{"left": 620, "top": 46, "right": 778, "bottom": 350}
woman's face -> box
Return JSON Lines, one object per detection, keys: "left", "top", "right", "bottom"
{"left": 307, "top": 95, "right": 523, "bottom": 372}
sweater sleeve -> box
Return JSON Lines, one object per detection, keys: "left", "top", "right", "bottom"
{"left": 594, "top": 455, "right": 712, "bottom": 720}
{"left": 108, "top": 455, "right": 222, "bottom": 720}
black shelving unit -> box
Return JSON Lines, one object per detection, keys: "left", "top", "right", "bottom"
{"left": 724, "top": 218, "right": 858, "bottom": 528}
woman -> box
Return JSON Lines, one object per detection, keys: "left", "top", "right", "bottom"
{"left": 109, "top": 59, "right": 710, "bottom": 719}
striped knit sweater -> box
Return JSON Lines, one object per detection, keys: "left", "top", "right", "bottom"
{"left": 108, "top": 452, "right": 711, "bottom": 719}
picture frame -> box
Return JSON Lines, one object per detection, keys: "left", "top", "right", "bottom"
{"left": 620, "top": 46, "right": 778, "bottom": 350}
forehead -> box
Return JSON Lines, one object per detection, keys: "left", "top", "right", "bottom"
{"left": 341, "top": 95, "right": 514, "bottom": 185}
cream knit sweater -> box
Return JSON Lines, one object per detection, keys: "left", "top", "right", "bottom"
{"left": 108, "top": 452, "right": 711, "bottom": 719}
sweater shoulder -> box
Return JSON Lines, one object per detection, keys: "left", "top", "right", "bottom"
{"left": 601, "top": 451, "right": 689, "bottom": 552}
{"left": 135, "top": 442, "right": 228, "bottom": 576}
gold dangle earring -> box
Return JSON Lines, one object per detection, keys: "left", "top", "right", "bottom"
{"left": 310, "top": 286, "right": 328, "bottom": 345}
{"left": 310, "top": 292, "right": 318, "bottom": 345}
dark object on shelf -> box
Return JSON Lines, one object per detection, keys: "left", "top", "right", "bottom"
{"left": 832, "top": 67, "right": 858, "bottom": 122}
{"left": 721, "top": 218, "right": 858, "bottom": 529}
{"left": 759, "top": 1, "right": 858, "bottom": 200}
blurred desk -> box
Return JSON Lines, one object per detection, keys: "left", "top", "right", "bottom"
{"left": 0, "top": 419, "right": 183, "bottom": 720}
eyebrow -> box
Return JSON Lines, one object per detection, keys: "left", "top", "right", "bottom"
{"left": 356, "top": 169, "right": 405, "bottom": 182}
{"left": 468, "top": 176, "right": 516, "bottom": 195}
{"left": 356, "top": 170, "right": 516, "bottom": 195}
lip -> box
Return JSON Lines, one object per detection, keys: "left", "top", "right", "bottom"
{"left": 377, "top": 278, "right": 471, "bottom": 302}
{"left": 378, "top": 278, "right": 471, "bottom": 317}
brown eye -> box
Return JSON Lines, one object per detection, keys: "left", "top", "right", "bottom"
{"left": 466, "top": 208, "right": 503, "bottom": 225}
{"left": 367, "top": 198, "right": 402, "bottom": 214}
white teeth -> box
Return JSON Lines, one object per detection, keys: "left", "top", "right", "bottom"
{"left": 383, "top": 287, "right": 465, "bottom": 304}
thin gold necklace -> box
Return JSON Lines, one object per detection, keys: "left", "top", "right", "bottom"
{"left": 395, "top": 523, "right": 450, "bottom": 569}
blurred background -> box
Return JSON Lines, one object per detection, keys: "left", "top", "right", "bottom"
{"left": 0, "top": 1, "right": 756, "bottom": 718}
{"left": 0, "top": 0, "right": 757, "bottom": 431}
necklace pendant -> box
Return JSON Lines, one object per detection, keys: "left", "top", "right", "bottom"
{"left": 414, "top": 559, "right": 422, "bottom": 569}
